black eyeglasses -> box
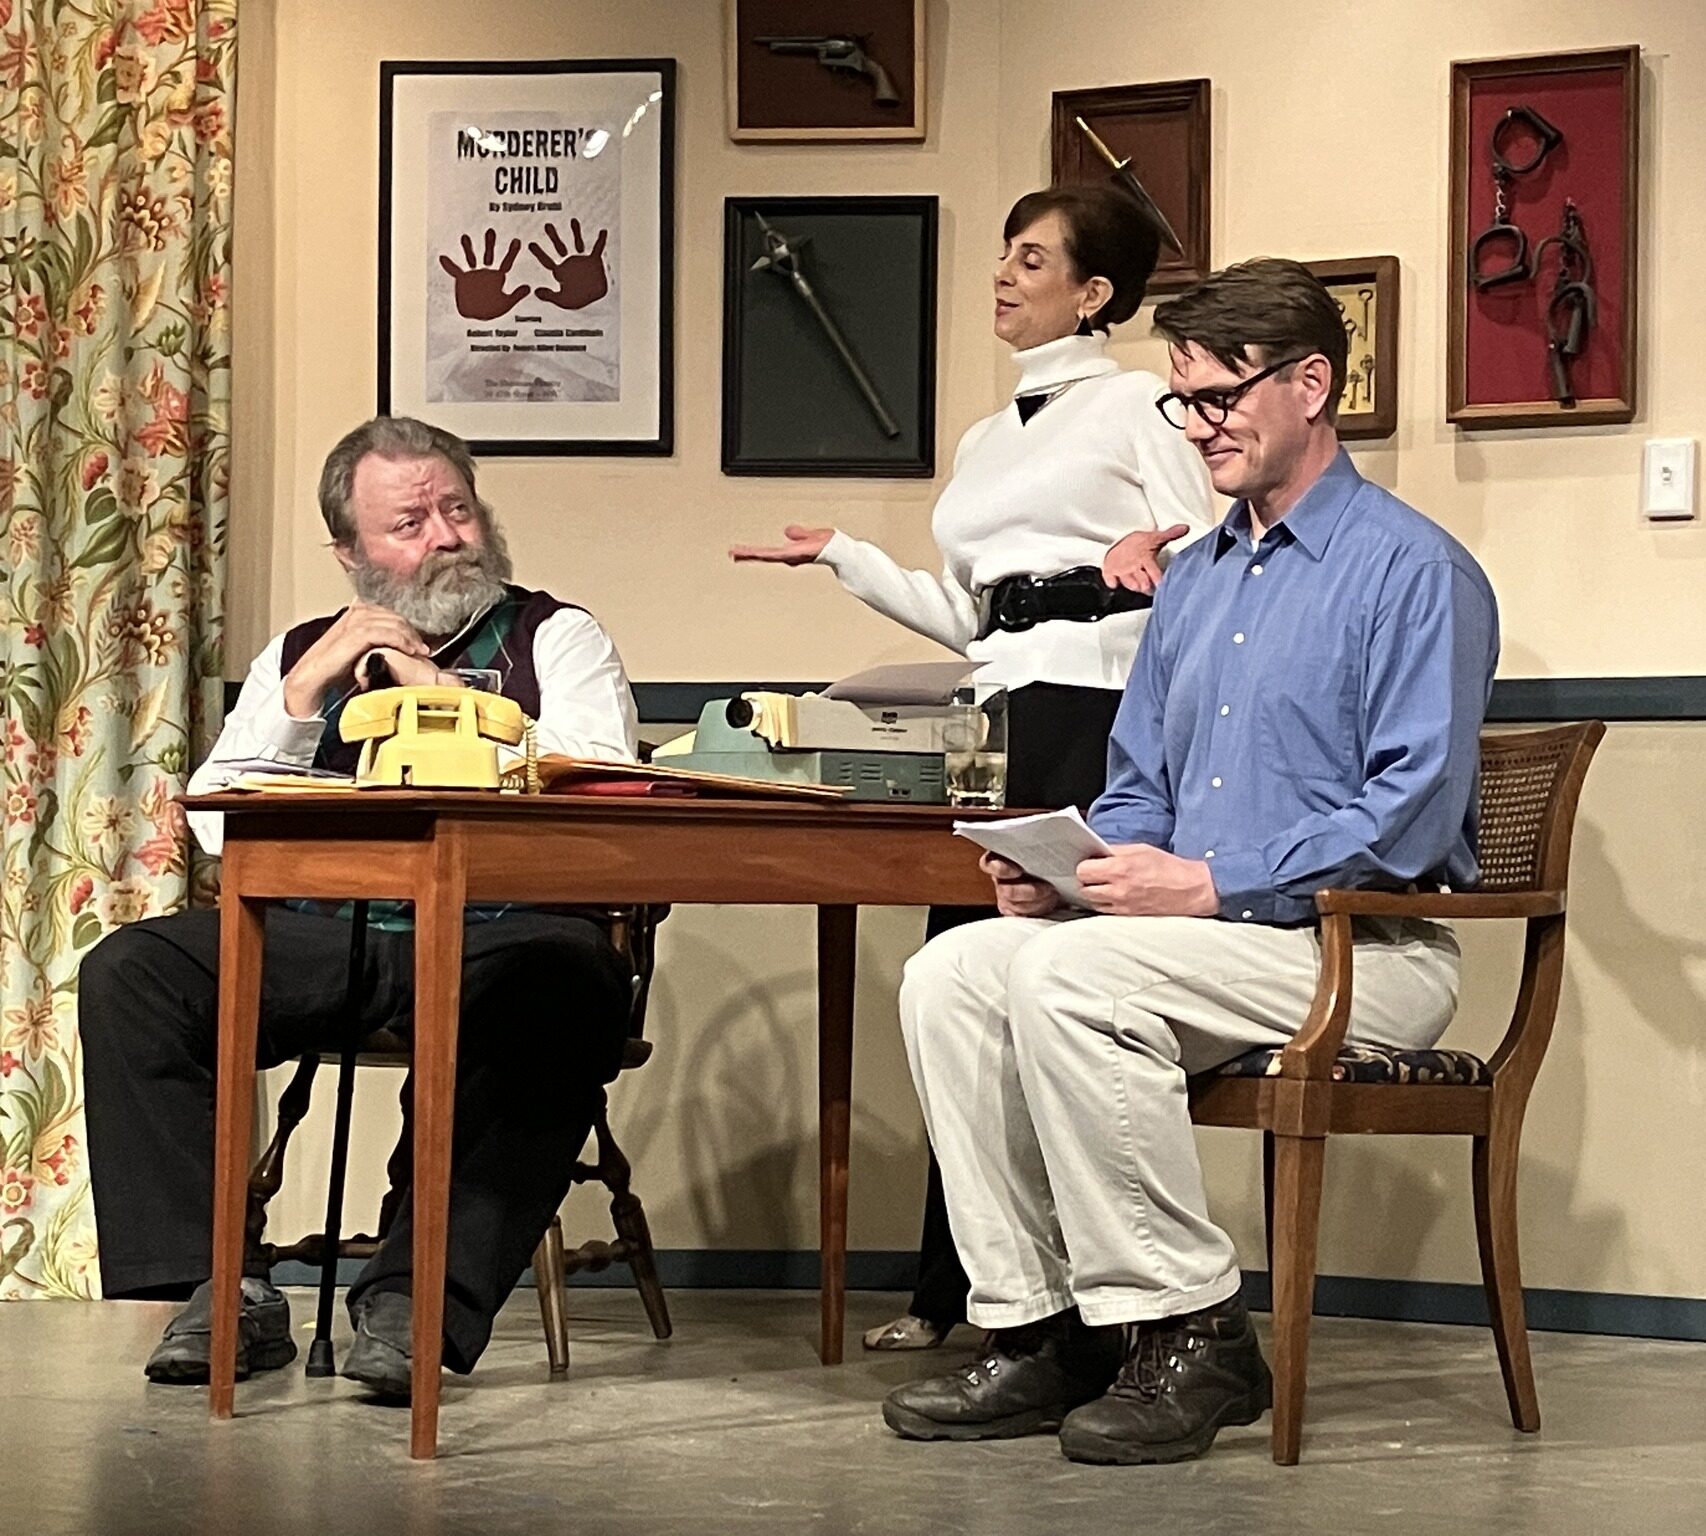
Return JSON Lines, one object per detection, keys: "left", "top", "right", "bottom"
{"left": 1155, "top": 355, "right": 1316, "bottom": 429}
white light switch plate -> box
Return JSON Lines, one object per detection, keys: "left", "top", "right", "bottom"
{"left": 1642, "top": 438, "right": 1697, "bottom": 520}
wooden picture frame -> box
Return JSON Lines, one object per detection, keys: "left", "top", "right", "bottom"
{"left": 722, "top": 196, "right": 937, "bottom": 477}
{"left": 1448, "top": 46, "right": 1639, "bottom": 430}
{"left": 1304, "top": 256, "right": 1400, "bottom": 441}
{"left": 378, "top": 59, "right": 675, "bottom": 456}
{"left": 1050, "top": 79, "right": 1211, "bottom": 294}
{"left": 727, "top": 0, "right": 925, "bottom": 143}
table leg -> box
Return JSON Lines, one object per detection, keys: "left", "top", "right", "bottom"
{"left": 817, "top": 904, "right": 857, "bottom": 1366}
{"left": 210, "top": 869, "right": 265, "bottom": 1422}
{"left": 409, "top": 835, "right": 466, "bottom": 1460}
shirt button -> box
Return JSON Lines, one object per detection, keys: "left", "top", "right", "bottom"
{"left": 1211, "top": 776, "right": 1223, "bottom": 788}
{"left": 1233, "top": 632, "right": 1245, "bottom": 644}
{"left": 1204, "top": 849, "right": 1215, "bottom": 859}
{"left": 1219, "top": 704, "right": 1230, "bottom": 716}
{"left": 1251, "top": 564, "right": 1264, "bottom": 575}
{"left": 1241, "top": 909, "right": 1254, "bottom": 920}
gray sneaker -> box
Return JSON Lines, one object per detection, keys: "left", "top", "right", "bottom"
{"left": 145, "top": 1278, "right": 297, "bottom": 1384}
{"left": 340, "top": 1290, "right": 413, "bottom": 1400}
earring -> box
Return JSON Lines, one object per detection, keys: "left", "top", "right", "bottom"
{"left": 1074, "top": 313, "right": 1094, "bottom": 337}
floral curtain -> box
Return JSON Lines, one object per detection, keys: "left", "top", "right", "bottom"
{"left": 1, "top": 0, "right": 234, "bottom": 1299}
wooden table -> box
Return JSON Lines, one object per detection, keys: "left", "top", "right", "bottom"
{"left": 185, "top": 790, "right": 994, "bottom": 1459}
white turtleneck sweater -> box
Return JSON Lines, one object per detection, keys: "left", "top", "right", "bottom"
{"left": 817, "top": 333, "right": 1216, "bottom": 692}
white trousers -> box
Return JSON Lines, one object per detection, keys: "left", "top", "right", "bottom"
{"left": 898, "top": 913, "right": 1460, "bottom": 1329}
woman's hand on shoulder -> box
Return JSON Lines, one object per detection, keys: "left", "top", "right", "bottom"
{"left": 1101, "top": 523, "right": 1191, "bottom": 593}
{"left": 729, "top": 525, "right": 836, "bottom": 565}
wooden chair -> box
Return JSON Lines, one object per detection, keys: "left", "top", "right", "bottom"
{"left": 247, "top": 903, "right": 673, "bottom": 1377}
{"left": 1188, "top": 722, "right": 1605, "bottom": 1465}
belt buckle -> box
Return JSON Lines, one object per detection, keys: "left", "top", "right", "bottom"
{"left": 996, "top": 577, "right": 1043, "bottom": 634}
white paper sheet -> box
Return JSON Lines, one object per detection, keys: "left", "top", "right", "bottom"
{"left": 952, "top": 806, "right": 1113, "bottom": 909}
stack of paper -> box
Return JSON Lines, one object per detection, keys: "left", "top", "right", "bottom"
{"left": 952, "top": 806, "right": 1113, "bottom": 908}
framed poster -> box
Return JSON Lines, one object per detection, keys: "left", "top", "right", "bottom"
{"left": 1303, "top": 256, "right": 1400, "bottom": 441}
{"left": 1050, "top": 80, "right": 1211, "bottom": 294}
{"left": 727, "top": 0, "right": 925, "bottom": 142}
{"left": 1447, "top": 47, "right": 1639, "bottom": 430}
{"left": 722, "top": 196, "right": 937, "bottom": 477}
{"left": 379, "top": 59, "right": 675, "bottom": 456}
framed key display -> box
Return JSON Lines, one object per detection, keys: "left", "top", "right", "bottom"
{"left": 1447, "top": 46, "right": 1639, "bottom": 430}
{"left": 1303, "top": 256, "right": 1400, "bottom": 442}
{"left": 721, "top": 195, "right": 938, "bottom": 477}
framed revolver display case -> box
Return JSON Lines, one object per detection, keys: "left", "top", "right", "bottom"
{"left": 722, "top": 195, "right": 938, "bottom": 477}
{"left": 727, "top": 0, "right": 925, "bottom": 142}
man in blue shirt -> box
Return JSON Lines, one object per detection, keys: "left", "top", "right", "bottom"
{"left": 884, "top": 259, "right": 1499, "bottom": 1466}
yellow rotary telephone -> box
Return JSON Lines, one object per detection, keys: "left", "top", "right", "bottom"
{"left": 339, "top": 686, "right": 526, "bottom": 789}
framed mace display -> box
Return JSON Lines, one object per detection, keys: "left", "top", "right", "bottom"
{"left": 1303, "top": 256, "right": 1400, "bottom": 441}
{"left": 1050, "top": 79, "right": 1211, "bottom": 294}
{"left": 727, "top": 0, "right": 925, "bottom": 143}
{"left": 1448, "top": 46, "right": 1639, "bottom": 430}
{"left": 722, "top": 196, "right": 938, "bottom": 477}
{"left": 379, "top": 59, "right": 675, "bottom": 456}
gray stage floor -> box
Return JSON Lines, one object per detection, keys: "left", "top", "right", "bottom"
{"left": 7, "top": 1288, "right": 1704, "bottom": 1535}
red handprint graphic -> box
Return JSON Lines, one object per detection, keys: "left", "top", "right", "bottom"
{"left": 530, "top": 219, "right": 610, "bottom": 310}
{"left": 438, "top": 229, "right": 531, "bottom": 321}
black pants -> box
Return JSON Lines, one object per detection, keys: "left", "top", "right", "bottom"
{"left": 80, "top": 906, "right": 629, "bottom": 1372}
{"left": 910, "top": 681, "right": 1125, "bottom": 1327}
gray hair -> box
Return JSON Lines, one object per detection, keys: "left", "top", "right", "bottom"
{"left": 316, "top": 416, "right": 487, "bottom": 544}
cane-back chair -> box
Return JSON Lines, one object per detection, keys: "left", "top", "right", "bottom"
{"left": 1189, "top": 722, "right": 1606, "bottom": 1463}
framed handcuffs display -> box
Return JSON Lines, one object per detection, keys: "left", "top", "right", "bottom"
{"left": 721, "top": 196, "right": 938, "bottom": 477}
{"left": 1448, "top": 47, "right": 1640, "bottom": 430}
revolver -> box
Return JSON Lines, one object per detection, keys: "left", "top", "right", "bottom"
{"left": 755, "top": 35, "right": 901, "bottom": 105}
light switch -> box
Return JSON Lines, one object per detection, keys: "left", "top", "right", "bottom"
{"left": 1642, "top": 438, "right": 1696, "bottom": 520}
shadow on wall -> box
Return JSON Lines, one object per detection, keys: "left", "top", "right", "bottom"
{"left": 586, "top": 907, "right": 931, "bottom": 1256}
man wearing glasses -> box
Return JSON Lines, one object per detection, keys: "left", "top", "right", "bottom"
{"left": 883, "top": 258, "right": 1498, "bottom": 1465}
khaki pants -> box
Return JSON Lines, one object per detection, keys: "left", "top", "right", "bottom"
{"left": 898, "top": 913, "right": 1460, "bottom": 1329}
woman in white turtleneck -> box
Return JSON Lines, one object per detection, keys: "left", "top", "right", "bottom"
{"left": 731, "top": 185, "right": 1217, "bottom": 1351}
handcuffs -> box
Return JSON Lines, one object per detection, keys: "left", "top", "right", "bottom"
{"left": 1538, "top": 200, "right": 1596, "bottom": 404}
{"left": 1468, "top": 105, "right": 1594, "bottom": 403}
{"left": 1469, "top": 106, "right": 1564, "bottom": 289}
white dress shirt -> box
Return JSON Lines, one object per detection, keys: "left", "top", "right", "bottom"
{"left": 186, "top": 604, "right": 638, "bottom": 854}
{"left": 818, "top": 333, "right": 1216, "bottom": 692}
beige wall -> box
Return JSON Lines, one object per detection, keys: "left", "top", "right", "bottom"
{"left": 239, "top": 2, "right": 1706, "bottom": 1304}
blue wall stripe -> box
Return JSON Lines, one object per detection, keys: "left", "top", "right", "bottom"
{"left": 273, "top": 1251, "right": 1706, "bottom": 1344}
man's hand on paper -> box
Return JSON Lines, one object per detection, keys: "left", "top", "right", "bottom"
{"left": 1076, "top": 844, "right": 1219, "bottom": 917}
{"left": 980, "top": 851, "right": 1062, "bottom": 919}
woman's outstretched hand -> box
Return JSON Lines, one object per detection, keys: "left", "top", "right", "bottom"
{"left": 1101, "top": 523, "right": 1191, "bottom": 593}
{"left": 729, "top": 525, "right": 835, "bottom": 565}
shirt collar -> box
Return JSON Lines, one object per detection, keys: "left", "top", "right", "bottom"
{"left": 1213, "top": 449, "right": 1363, "bottom": 561}
{"left": 1010, "top": 332, "right": 1121, "bottom": 397}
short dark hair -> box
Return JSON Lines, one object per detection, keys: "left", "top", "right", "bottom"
{"left": 1151, "top": 258, "right": 1348, "bottom": 421}
{"left": 316, "top": 416, "right": 489, "bottom": 544}
{"left": 1003, "top": 185, "right": 1161, "bottom": 330}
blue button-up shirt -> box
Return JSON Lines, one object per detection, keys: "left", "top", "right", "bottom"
{"left": 1089, "top": 451, "right": 1499, "bottom": 925}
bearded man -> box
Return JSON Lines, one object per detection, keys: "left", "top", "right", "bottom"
{"left": 79, "top": 416, "right": 639, "bottom": 1398}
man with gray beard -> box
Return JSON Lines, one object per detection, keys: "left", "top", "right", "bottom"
{"left": 79, "top": 417, "right": 640, "bottom": 1399}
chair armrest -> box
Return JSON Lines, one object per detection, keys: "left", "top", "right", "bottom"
{"left": 1314, "top": 888, "right": 1564, "bottom": 919}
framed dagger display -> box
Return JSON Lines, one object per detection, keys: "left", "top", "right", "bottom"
{"left": 1050, "top": 79, "right": 1212, "bottom": 294}
{"left": 722, "top": 196, "right": 938, "bottom": 477}
{"left": 727, "top": 0, "right": 925, "bottom": 142}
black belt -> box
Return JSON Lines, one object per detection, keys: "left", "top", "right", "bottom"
{"left": 974, "top": 567, "right": 1153, "bottom": 639}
